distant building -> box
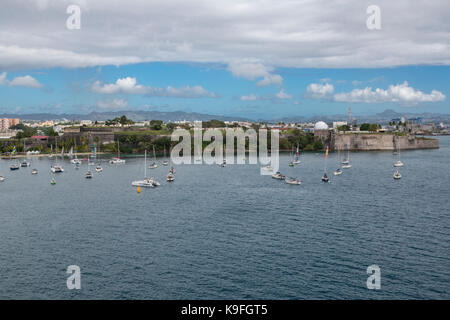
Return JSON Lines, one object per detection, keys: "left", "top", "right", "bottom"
{"left": 0, "top": 118, "right": 20, "bottom": 132}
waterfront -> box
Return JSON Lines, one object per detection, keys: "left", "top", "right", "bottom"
{"left": 0, "top": 137, "right": 449, "bottom": 299}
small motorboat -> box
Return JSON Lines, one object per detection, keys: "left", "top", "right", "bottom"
{"left": 322, "top": 173, "right": 330, "bottom": 183}
{"left": 95, "top": 166, "right": 103, "bottom": 172}
{"left": 272, "top": 172, "right": 285, "bottom": 180}
{"left": 148, "top": 162, "right": 158, "bottom": 169}
{"left": 132, "top": 177, "right": 160, "bottom": 187}
{"left": 109, "top": 157, "right": 126, "bottom": 164}
{"left": 393, "top": 171, "right": 402, "bottom": 179}
{"left": 166, "top": 173, "right": 175, "bottom": 182}
{"left": 394, "top": 160, "right": 404, "bottom": 167}
{"left": 333, "top": 168, "right": 342, "bottom": 176}
{"left": 285, "top": 177, "right": 301, "bottom": 185}
{"left": 288, "top": 161, "right": 294, "bottom": 167}
{"left": 85, "top": 171, "right": 93, "bottom": 179}
{"left": 261, "top": 165, "right": 273, "bottom": 172}
{"left": 10, "top": 164, "right": 20, "bottom": 171}
{"left": 341, "top": 159, "right": 349, "bottom": 165}
{"left": 341, "top": 164, "right": 352, "bottom": 169}
{"left": 50, "top": 165, "right": 64, "bottom": 173}
{"left": 31, "top": 169, "right": 38, "bottom": 175}
{"left": 0, "top": 175, "right": 5, "bottom": 182}
{"left": 50, "top": 178, "right": 56, "bottom": 185}
{"left": 21, "top": 161, "right": 30, "bottom": 167}
{"left": 71, "top": 158, "right": 82, "bottom": 165}
{"left": 162, "top": 160, "right": 169, "bottom": 166}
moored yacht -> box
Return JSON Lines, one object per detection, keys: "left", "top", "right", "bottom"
{"left": 393, "top": 171, "right": 402, "bottom": 179}
{"left": 285, "top": 177, "right": 301, "bottom": 185}
{"left": 50, "top": 165, "right": 64, "bottom": 173}
{"left": 272, "top": 172, "right": 285, "bottom": 180}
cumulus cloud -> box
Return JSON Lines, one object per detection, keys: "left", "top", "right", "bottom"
{"left": 305, "top": 83, "right": 334, "bottom": 99}
{"left": 92, "top": 77, "right": 147, "bottom": 94}
{"left": 240, "top": 89, "right": 292, "bottom": 101}
{"left": 97, "top": 98, "right": 128, "bottom": 110}
{"left": 333, "top": 82, "right": 446, "bottom": 104}
{"left": 1, "top": 1, "right": 450, "bottom": 69}
{"left": 275, "top": 89, "right": 292, "bottom": 100}
{"left": 228, "top": 61, "right": 283, "bottom": 87}
{"left": 8, "top": 75, "right": 43, "bottom": 88}
{"left": 92, "top": 77, "right": 217, "bottom": 98}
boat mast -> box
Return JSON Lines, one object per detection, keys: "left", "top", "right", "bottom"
{"left": 324, "top": 146, "right": 329, "bottom": 173}
{"left": 144, "top": 149, "right": 147, "bottom": 178}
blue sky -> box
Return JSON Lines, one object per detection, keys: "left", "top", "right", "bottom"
{"left": 0, "top": 1, "right": 449, "bottom": 119}
{"left": 0, "top": 63, "right": 449, "bottom": 119}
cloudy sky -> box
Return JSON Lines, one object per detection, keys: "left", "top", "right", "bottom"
{"left": 0, "top": 0, "right": 449, "bottom": 119}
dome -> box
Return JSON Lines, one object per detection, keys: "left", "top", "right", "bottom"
{"left": 314, "top": 121, "right": 329, "bottom": 131}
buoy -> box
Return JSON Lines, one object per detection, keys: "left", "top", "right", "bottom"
{"left": 137, "top": 186, "right": 141, "bottom": 194}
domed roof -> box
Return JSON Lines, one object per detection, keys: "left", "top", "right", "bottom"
{"left": 314, "top": 121, "right": 329, "bottom": 131}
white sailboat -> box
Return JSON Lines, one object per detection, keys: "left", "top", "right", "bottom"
{"left": 393, "top": 142, "right": 404, "bottom": 167}
{"left": 393, "top": 170, "right": 402, "bottom": 179}
{"left": 148, "top": 145, "right": 158, "bottom": 169}
{"left": 162, "top": 145, "right": 169, "bottom": 166}
{"left": 132, "top": 150, "right": 160, "bottom": 187}
{"left": 341, "top": 144, "right": 352, "bottom": 168}
{"left": 51, "top": 146, "right": 64, "bottom": 173}
{"left": 110, "top": 139, "right": 126, "bottom": 164}
{"left": 0, "top": 159, "right": 5, "bottom": 181}
{"left": 272, "top": 172, "right": 285, "bottom": 180}
{"left": 292, "top": 145, "right": 301, "bottom": 164}
{"left": 333, "top": 147, "right": 343, "bottom": 175}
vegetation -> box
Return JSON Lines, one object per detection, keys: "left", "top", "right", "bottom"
{"left": 360, "top": 123, "right": 381, "bottom": 132}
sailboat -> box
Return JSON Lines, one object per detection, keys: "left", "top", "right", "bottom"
{"left": 333, "top": 147, "right": 343, "bottom": 176}
{"left": 148, "top": 145, "right": 158, "bottom": 169}
{"left": 289, "top": 148, "right": 295, "bottom": 167}
{"left": 341, "top": 144, "right": 352, "bottom": 168}
{"left": 10, "top": 146, "right": 20, "bottom": 170}
{"left": 51, "top": 146, "right": 64, "bottom": 173}
{"left": 48, "top": 144, "right": 54, "bottom": 159}
{"left": 272, "top": 172, "right": 286, "bottom": 180}
{"left": 0, "top": 159, "right": 5, "bottom": 181}
{"left": 322, "top": 146, "right": 330, "bottom": 182}
{"left": 31, "top": 168, "right": 38, "bottom": 175}
{"left": 293, "top": 145, "right": 301, "bottom": 164}
{"left": 85, "top": 158, "right": 93, "bottom": 179}
{"left": 393, "top": 141, "right": 404, "bottom": 167}
{"left": 132, "top": 150, "right": 160, "bottom": 187}
{"left": 393, "top": 170, "right": 402, "bottom": 179}
{"left": 109, "top": 139, "right": 126, "bottom": 164}
{"left": 162, "top": 145, "right": 169, "bottom": 166}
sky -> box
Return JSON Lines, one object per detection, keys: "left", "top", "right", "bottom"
{"left": 0, "top": 0, "right": 449, "bottom": 119}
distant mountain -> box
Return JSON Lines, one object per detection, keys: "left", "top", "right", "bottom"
{"left": 1, "top": 109, "right": 449, "bottom": 124}
{"left": 0, "top": 110, "right": 250, "bottom": 122}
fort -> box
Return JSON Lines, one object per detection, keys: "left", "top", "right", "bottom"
{"left": 315, "top": 131, "right": 439, "bottom": 151}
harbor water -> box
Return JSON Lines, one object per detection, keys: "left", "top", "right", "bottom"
{"left": 0, "top": 137, "right": 449, "bottom": 299}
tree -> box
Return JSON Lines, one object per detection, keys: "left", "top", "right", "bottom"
{"left": 337, "top": 125, "right": 350, "bottom": 131}
{"left": 150, "top": 120, "right": 163, "bottom": 130}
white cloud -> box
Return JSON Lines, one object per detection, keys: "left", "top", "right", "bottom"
{"left": 92, "top": 77, "right": 147, "bottom": 94}
{"left": 275, "top": 89, "right": 292, "bottom": 99}
{"left": 333, "top": 82, "right": 446, "bottom": 104}
{"left": 240, "top": 89, "right": 292, "bottom": 101}
{"left": 228, "top": 61, "right": 283, "bottom": 87}
{"left": 1, "top": 1, "right": 450, "bottom": 69}
{"left": 8, "top": 75, "right": 43, "bottom": 88}
{"left": 257, "top": 74, "right": 283, "bottom": 87}
{"left": 92, "top": 77, "right": 217, "bottom": 98}
{"left": 240, "top": 94, "right": 259, "bottom": 101}
{"left": 97, "top": 98, "right": 128, "bottom": 110}
{"left": 0, "top": 72, "right": 6, "bottom": 85}
{"left": 305, "top": 83, "right": 334, "bottom": 99}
